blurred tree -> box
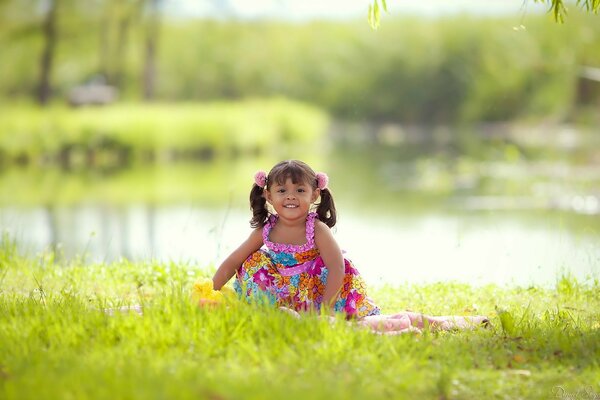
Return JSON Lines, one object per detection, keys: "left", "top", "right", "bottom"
{"left": 1, "top": 0, "right": 599, "bottom": 124}
{"left": 99, "top": 0, "right": 144, "bottom": 88}
{"left": 141, "top": 0, "right": 236, "bottom": 100}
{"left": 142, "top": 0, "right": 161, "bottom": 100}
{"left": 38, "top": 0, "right": 59, "bottom": 105}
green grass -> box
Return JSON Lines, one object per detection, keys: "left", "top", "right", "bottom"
{"left": 1, "top": 237, "right": 599, "bottom": 400}
{"left": 0, "top": 99, "right": 329, "bottom": 167}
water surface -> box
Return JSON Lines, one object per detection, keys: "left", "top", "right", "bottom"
{"left": 2, "top": 138, "right": 599, "bottom": 287}
{"left": 2, "top": 202, "right": 598, "bottom": 287}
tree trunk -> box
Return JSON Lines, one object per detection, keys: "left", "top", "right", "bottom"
{"left": 143, "top": 0, "right": 160, "bottom": 101}
{"left": 37, "top": 0, "right": 59, "bottom": 106}
{"left": 113, "top": 14, "right": 131, "bottom": 88}
{"left": 98, "top": 3, "right": 110, "bottom": 82}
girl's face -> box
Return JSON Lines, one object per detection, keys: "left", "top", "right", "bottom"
{"left": 265, "top": 177, "right": 320, "bottom": 223}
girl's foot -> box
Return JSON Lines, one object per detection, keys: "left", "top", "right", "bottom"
{"left": 437, "top": 315, "right": 491, "bottom": 331}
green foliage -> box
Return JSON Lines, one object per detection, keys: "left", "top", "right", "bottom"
{"left": 0, "top": 99, "right": 329, "bottom": 167}
{"left": 534, "top": 0, "right": 600, "bottom": 23}
{"left": 497, "top": 307, "right": 517, "bottom": 336}
{"left": 370, "top": 0, "right": 600, "bottom": 26}
{"left": 1, "top": 242, "right": 599, "bottom": 399}
{"left": 2, "top": 9, "right": 600, "bottom": 124}
{"left": 368, "top": 0, "right": 387, "bottom": 30}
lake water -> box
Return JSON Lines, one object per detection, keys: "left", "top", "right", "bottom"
{"left": 1, "top": 137, "right": 599, "bottom": 288}
{"left": 2, "top": 201, "right": 598, "bottom": 288}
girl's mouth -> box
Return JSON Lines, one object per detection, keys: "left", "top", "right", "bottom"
{"left": 284, "top": 205, "right": 298, "bottom": 208}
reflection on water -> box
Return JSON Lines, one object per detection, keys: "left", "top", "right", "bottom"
{"left": 336, "top": 210, "right": 599, "bottom": 287}
{"left": 2, "top": 203, "right": 598, "bottom": 287}
{"left": 2, "top": 204, "right": 248, "bottom": 266}
{"left": 2, "top": 131, "right": 600, "bottom": 287}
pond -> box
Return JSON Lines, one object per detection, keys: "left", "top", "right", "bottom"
{"left": 1, "top": 139, "right": 599, "bottom": 288}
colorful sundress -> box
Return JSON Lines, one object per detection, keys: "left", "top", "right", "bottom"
{"left": 234, "top": 212, "right": 380, "bottom": 318}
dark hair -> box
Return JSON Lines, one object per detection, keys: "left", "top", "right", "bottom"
{"left": 249, "top": 160, "right": 337, "bottom": 228}
{"left": 249, "top": 183, "right": 268, "bottom": 228}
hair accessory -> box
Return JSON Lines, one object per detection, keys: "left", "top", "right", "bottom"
{"left": 254, "top": 170, "right": 267, "bottom": 188}
{"left": 316, "top": 172, "right": 329, "bottom": 190}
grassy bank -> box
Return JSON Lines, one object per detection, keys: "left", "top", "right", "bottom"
{"left": 0, "top": 99, "right": 329, "bottom": 168}
{"left": 1, "top": 239, "right": 599, "bottom": 399}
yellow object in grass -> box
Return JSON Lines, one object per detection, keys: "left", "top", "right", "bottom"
{"left": 191, "top": 278, "right": 235, "bottom": 304}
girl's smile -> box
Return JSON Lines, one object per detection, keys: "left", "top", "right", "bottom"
{"left": 265, "top": 178, "right": 320, "bottom": 222}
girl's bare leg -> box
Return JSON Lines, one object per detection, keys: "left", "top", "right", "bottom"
{"left": 399, "top": 311, "right": 490, "bottom": 331}
{"left": 359, "top": 314, "right": 422, "bottom": 334}
{"left": 277, "top": 307, "right": 488, "bottom": 334}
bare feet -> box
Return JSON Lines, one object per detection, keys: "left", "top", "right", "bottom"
{"left": 435, "top": 315, "right": 491, "bottom": 331}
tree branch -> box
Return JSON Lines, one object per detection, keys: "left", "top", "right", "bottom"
{"left": 368, "top": 0, "right": 599, "bottom": 29}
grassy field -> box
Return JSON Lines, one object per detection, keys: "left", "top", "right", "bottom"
{"left": 1, "top": 237, "right": 599, "bottom": 400}
{"left": 0, "top": 99, "right": 329, "bottom": 168}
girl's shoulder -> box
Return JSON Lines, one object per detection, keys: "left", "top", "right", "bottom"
{"left": 313, "top": 217, "right": 329, "bottom": 230}
{"left": 250, "top": 225, "right": 264, "bottom": 238}
{"left": 247, "top": 226, "right": 265, "bottom": 247}
{"left": 312, "top": 217, "right": 332, "bottom": 238}
{"left": 312, "top": 216, "right": 340, "bottom": 253}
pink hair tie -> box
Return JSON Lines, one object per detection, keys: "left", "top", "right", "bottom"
{"left": 254, "top": 170, "right": 267, "bottom": 188}
{"left": 316, "top": 172, "right": 329, "bottom": 190}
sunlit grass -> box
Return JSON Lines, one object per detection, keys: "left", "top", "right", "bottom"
{"left": 0, "top": 99, "right": 329, "bottom": 167}
{"left": 1, "top": 238, "right": 599, "bottom": 399}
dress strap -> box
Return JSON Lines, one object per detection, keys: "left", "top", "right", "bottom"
{"left": 262, "top": 212, "right": 318, "bottom": 253}
{"left": 262, "top": 214, "right": 277, "bottom": 245}
{"left": 305, "top": 212, "right": 317, "bottom": 244}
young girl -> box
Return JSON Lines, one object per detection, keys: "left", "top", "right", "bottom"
{"left": 211, "top": 160, "right": 489, "bottom": 334}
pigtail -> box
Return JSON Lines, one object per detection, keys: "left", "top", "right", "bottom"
{"left": 316, "top": 188, "right": 337, "bottom": 228}
{"left": 249, "top": 184, "right": 269, "bottom": 228}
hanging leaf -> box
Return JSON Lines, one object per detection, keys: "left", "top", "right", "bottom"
{"left": 374, "top": 1, "right": 380, "bottom": 28}
{"left": 367, "top": 0, "right": 595, "bottom": 28}
{"left": 381, "top": 0, "right": 388, "bottom": 13}
{"left": 554, "top": 0, "right": 566, "bottom": 23}
{"left": 367, "top": 0, "right": 390, "bottom": 29}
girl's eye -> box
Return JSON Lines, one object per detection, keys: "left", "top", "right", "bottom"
{"left": 297, "top": 188, "right": 305, "bottom": 193}
{"left": 277, "top": 189, "right": 285, "bottom": 193}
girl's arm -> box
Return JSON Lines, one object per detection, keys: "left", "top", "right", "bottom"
{"left": 212, "top": 227, "right": 264, "bottom": 290}
{"left": 314, "top": 220, "right": 344, "bottom": 312}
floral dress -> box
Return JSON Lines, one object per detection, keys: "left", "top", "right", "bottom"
{"left": 234, "top": 212, "right": 380, "bottom": 318}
